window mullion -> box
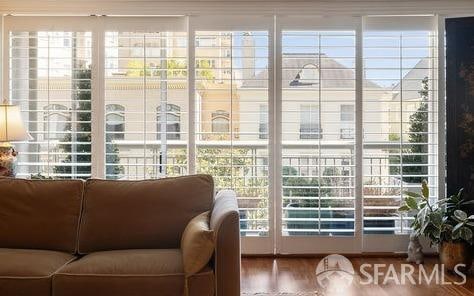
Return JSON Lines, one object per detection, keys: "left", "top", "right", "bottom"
{"left": 0, "top": 15, "right": 4, "bottom": 99}
{"left": 436, "top": 15, "right": 446, "bottom": 201}
{"left": 187, "top": 17, "right": 196, "bottom": 174}
{"left": 273, "top": 20, "right": 283, "bottom": 254}
{"left": 355, "top": 18, "right": 364, "bottom": 251}
{"left": 91, "top": 19, "right": 105, "bottom": 178}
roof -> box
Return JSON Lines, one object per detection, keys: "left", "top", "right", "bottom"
{"left": 390, "top": 58, "right": 431, "bottom": 101}
{"left": 243, "top": 53, "right": 381, "bottom": 89}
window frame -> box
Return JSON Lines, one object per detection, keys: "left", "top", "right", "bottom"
{"left": 106, "top": 104, "right": 125, "bottom": 141}
{"left": 299, "top": 104, "right": 322, "bottom": 140}
{"left": 157, "top": 103, "right": 182, "bottom": 141}
{"left": 43, "top": 104, "right": 70, "bottom": 141}
{"left": 210, "top": 110, "right": 230, "bottom": 134}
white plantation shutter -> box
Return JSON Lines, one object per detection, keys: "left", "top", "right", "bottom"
{"left": 363, "top": 17, "right": 439, "bottom": 234}
{"left": 281, "top": 30, "right": 356, "bottom": 236}
{"left": 195, "top": 30, "right": 270, "bottom": 236}
{"left": 104, "top": 31, "right": 188, "bottom": 179}
{"left": 2, "top": 15, "right": 445, "bottom": 253}
{"left": 9, "top": 31, "right": 93, "bottom": 178}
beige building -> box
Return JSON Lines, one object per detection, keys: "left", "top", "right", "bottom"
{"left": 11, "top": 32, "right": 430, "bottom": 183}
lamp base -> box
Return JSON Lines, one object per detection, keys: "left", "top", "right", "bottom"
{"left": 0, "top": 145, "right": 17, "bottom": 177}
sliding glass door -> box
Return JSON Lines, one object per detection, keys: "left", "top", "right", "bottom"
{"left": 362, "top": 16, "right": 440, "bottom": 252}
{"left": 3, "top": 15, "right": 443, "bottom": 254}
{"left": 276, "top": 17, "right": 361, "bottom": 253}
{"left": 192, "top": 15, "right": 274, "bottom": 254}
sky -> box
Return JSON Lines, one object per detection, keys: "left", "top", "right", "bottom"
{"left": 228, "top": 30, "right": 433, "bottom": 88}
{"left": 29, "top": 30, "right": 433, "bottom": 89}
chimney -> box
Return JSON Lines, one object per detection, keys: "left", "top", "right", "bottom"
{"left": 242, "top": 32, "right": 255, "bottom": 80}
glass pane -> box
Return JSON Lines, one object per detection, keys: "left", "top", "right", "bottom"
{"left": 195, "top": 31, "right": 270, "bottom": 237}
{"left": 10, "top": 31, "right": 92, "bottom": 179}
{"left": 282, "top": 30, "right": 356, "bottom": 237}
{"left": 363, "top": 30, "right": 438, "bottom": 234}
{"left": 104, "top": 31, "right": 188, "bottom": 179}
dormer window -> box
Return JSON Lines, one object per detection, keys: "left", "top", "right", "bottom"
{"left": 290, "top": 63, "right": 319, "bottom": 86}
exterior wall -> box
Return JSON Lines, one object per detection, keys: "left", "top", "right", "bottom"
{"left": 31, "top": 77, "right": 394, "bottom": 179}
{"left": 14, "top": 32, "right": 405, "bottom": 181}
{"left": 198, "top": 82, "right": 240, "bottom": 140}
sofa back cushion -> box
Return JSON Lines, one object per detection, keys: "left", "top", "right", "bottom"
{"left": 0, "top": 178, "right": 84, "bottom": 254}
{"left": 78, "top": 174, "right": 214, "bottom": 254}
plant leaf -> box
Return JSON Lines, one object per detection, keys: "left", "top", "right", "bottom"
{"left": 452, "top": 229, "right": 460, "bottom": 240}
{"left": 422, "top": 181, "right": 429, "bottom": 199}
{"left": 454, "top": 210, "right": 468, "bottom": 221}
{"left": 468, "top": 215, "right": 474, "bottom": 220}
{"left": 450, "top": 193, "right": 460, "bottom": 204}
{"left": 421, "top": 219, "right": 430, "bottom": 234}
{"left": 453, "top": 222, "right": 464, "bottom": 233}
{"left": 457, "top": 188, "right": 464, "bottom": 199}
{"left": 430, "top": 212, "right": 443, "bottom": 228}
{"left": 418, "top": 207, "right": 427, "bottom": 226}
{"left": 406, "top": 197, "right": 419, "bottom": 210}
{"left": 398, "top": 205, "right": 410, "bottom": 212}
{"left": 443, "top": 224, "right": 454, "bottom": 233}
{"left": 458, "top": 227, "right": 473, "bottom": 242}
{"left": 461, "top": 200, "right": 474, "bottom": 205}
{"left": 467, "top": 222, "right": 474, "bottom": 227}
{"left": 404, "top": 191, "right": 422, "bottom": 198}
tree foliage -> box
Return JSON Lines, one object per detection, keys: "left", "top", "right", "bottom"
{"left": 54, "top": 67, "right": 123, "bottom": 179}
{"left": 390, "top": 76, "right": 429, "bottom": 184}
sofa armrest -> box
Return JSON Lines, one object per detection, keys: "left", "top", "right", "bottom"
{"left": 210, "top": 190, "right": 240, "bottom": 296}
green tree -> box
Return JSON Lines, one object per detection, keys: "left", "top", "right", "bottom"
{"left": 54, "top": 67, "right": 123, "bottom": 179}
{"left": 126, "top": 59, "right": 212, "bottom": 80}
{"left": 127, "top": 59, "right": 188, "bottom": 78}
{"left": 389, "top": 76, "right": 429, "bottom": 183}
{"left": 196, "top": 59, "right": 215, "bottom": 80}
{"left": 283, "top": 166, "right": 320, "bottom": 207}
{"left": 196, "top": 147, "right": 268, "bottom": 233}
{"left": 403, "top": 76, "right": 429, "bottom": 183}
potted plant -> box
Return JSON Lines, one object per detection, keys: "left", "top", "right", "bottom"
{"left": 399, "top": 180, "right": 474, "bottom": 271}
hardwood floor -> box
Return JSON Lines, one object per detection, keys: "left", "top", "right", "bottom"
{"left": 242, "top": 257, "right": 474, "bottom": 295}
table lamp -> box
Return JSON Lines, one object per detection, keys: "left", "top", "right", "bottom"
{"left": 0, "top": 101, "right": 32, "bottom": 177}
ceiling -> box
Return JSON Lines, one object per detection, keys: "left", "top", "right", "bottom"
{"left": 1, "top": 0, "right": 474, "bottom": 16}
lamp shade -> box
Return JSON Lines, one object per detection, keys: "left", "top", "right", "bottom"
{"left": 0, "top": 104, "right": 32, "bottom": 142}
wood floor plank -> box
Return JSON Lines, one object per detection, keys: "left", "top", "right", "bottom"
{"left": 242, "top": 257, "right": 474, "bottom": 295}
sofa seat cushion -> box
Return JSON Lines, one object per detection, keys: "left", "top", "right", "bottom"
{"left": 53, "top": 249, "right": 214, "bottom": 296}
{"left": 0, "top": 248, "right": 76, "bottom": 296}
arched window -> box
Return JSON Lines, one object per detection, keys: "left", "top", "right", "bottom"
{"left": 290, "top": 63, "right": 319, "bottom": 86}
{"left": 43, "top": 104, "right": 69, "bottom": 140}
{"left": 106, "top": 104, "right": 125, "bottom": 140}
{"left": 211, "top": 110, "right": 230, "bottom": 134}
{"left": 157, "top": 104, "right": 181, "bottom": 140}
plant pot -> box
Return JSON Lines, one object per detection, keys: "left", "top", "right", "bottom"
{"left": 439, "top": 241, "right": 473, "bottom": 272}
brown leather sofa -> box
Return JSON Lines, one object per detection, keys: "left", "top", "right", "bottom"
{"left": 0, "top": 174, "right": 240, "bottom": 296}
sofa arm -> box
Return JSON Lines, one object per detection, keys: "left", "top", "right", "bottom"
{"left": 210, "top": 190, "right": 240, "bottom": 296}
